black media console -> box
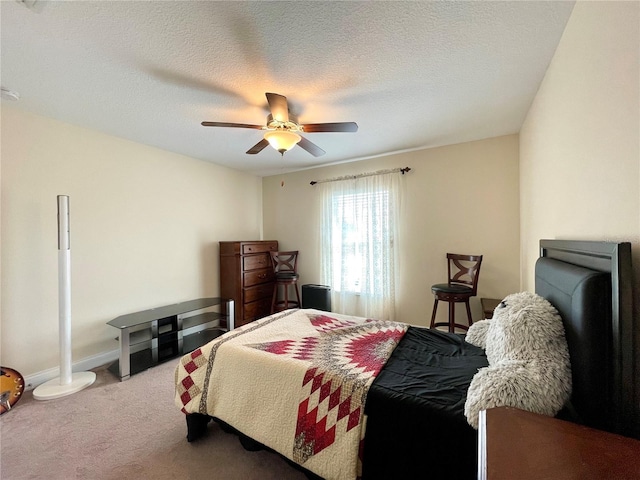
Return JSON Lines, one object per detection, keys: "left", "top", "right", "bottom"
{"left": 107, "top": 297, "right": 234, "bottom": 380}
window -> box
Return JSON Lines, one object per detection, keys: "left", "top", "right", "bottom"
{"left": 330, "top": 190, "right": 390, "bottom": 294}
{"left": 319, "top": 172, "right": 402, "bottom": 320}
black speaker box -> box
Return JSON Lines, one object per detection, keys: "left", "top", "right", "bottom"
{"left": 301, "top": 284, "right": 331, "bottom": 312}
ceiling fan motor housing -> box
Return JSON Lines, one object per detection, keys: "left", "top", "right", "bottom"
{"left": 266, "top": 113, "right": 300, "bottom": 132}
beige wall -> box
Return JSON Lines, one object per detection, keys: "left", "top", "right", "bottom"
{"left": 262, "top": 135, "right": 521, "bottom": 327}
{"left": 1, "top": 106, "right": 263, "bottom": 378}
{"left": 520, "top": 0, "right": 639, "bottom": 433}
{"left": 520, "top": 1, "right": 639, "bottom": 290}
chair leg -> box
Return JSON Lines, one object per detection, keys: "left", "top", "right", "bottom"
{"left": 271, "top": 283, "right": 278, "bottom": 314}
{"left": 294, "top": 282, "right": 301, "bottom": 308}
{"left": 448, "top": 301, "right": 455, "bottom": 333}
{"left": 465, "top": 300, "right": 473, "bottom": 328}
{"left": 284, "top": 283, "right": 289, "bottom": 309}
{"left": 430, "top": 298, "right": 439, "bottom": 328}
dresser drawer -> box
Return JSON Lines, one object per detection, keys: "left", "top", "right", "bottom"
{"left": 243, "top": 253, "right": 271, "bottom": 271}
{"left": 242, "top": 242, "right": 278, "bottom": 255}
{"left": 244, "top": 283, "right": 274, "bottom": 304}
{"left": 244, "top": 268, "right": 274, "bottom": 287}
{"left": 243, "top": 297, "right": 272, "bottom": 323}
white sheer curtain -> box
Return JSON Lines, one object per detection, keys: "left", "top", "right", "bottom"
{"left": 318, "top": 172, "right": 402, "bottom": 321}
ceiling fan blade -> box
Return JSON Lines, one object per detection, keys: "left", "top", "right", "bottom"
{"left": 266, "top": 92, "right": 289, "bottom": 123}
{"left": 301, "top": 122, "right": 358, "bottom": 133}
{"left": 297, "top": 136, "right": 326, "bottom": 157}
{"left": 201, "top": 121, "right": 264, "bottom": 129}
{"left": 246, "top": 138, "right": 270, "bottom": 155}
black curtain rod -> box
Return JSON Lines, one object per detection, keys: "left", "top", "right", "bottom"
{"left": 310, "top": 167, "right": 411, "bottom": 185}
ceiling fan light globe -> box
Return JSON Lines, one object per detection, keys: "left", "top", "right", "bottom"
{"left": 264, "top": 130, "right": 301, "bottom": 154}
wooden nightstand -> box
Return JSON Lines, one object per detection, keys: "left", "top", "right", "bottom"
{"left": 478, "top": 407, "right": 640, "bottom": 480}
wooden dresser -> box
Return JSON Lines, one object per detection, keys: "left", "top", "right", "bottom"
{"left": 478, "top": 406, "right": 640, "bottom": 479}
{"left": 219, "top": 241, "right": 278, "bottom": 328}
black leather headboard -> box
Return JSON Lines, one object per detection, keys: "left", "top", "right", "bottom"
{"left": 535, "top": 240, "right": 635, "bottom": 438}
{"left": 535, "top": 257, "right": 611, "bottom": 430}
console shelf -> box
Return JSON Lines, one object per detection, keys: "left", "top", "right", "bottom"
{"left": 107, "top": 297, "right": 234, "bottom": 381}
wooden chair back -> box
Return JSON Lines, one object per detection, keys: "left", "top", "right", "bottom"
{"left": 447, "top": 253, "right": 483, "bottom": 295}
{"left": 270, "top": 251, "right": 299, "bottom": 275}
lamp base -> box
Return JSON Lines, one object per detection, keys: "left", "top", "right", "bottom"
{"left": 33, "top": 371, "right": 96, "bottom": 401}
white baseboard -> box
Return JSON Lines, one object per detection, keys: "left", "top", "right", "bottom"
{"left": 23, "top": 349, "right": 119, "bottom": 391}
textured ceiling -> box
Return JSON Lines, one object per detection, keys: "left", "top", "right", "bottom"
{"left": 1, "top": 1, "right": 575, "bottom": 176}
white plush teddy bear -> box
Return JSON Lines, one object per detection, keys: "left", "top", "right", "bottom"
{"left": 463, "top": 291, "right": 572, "bottom": 429}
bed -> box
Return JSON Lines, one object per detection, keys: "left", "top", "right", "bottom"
{"left": 174, "top": 239, "right": 635, "bottom": 479}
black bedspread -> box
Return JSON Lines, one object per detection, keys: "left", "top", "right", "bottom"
{"left": 362, "top": 327, "right": 488, "bottom": 479}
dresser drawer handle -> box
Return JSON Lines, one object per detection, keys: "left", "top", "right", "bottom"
{"left": 258, "top": 273, "right": 267, "bottom": 279}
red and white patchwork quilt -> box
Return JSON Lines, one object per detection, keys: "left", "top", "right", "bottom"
{"left": 175, "top": 309, "right": 407, "bottom": 480}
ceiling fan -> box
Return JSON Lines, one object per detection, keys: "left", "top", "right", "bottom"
{"left": 201, "top": 92, "right": 358, "bottom": 157}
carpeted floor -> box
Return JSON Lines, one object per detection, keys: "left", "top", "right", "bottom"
{"left": 0, "top": 360, "right": 308, "bottom": 480}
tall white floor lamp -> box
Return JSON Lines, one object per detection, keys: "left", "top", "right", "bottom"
{"left": 33, "top": 195, "right": 96, "bottom": 400}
